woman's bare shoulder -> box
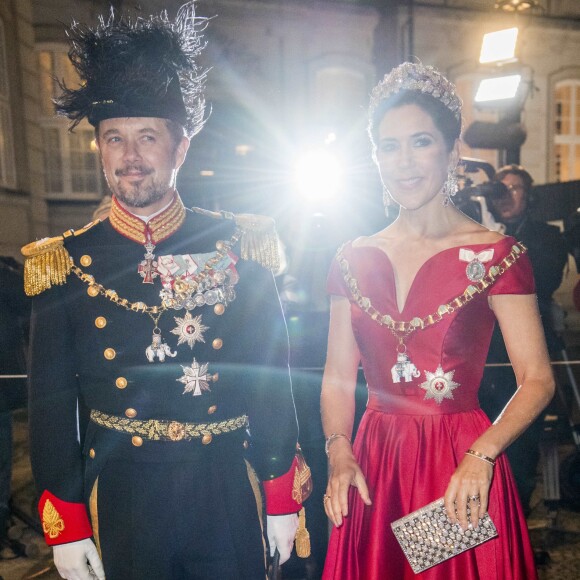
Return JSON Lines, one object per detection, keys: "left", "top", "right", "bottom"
{"left": 454, "top": 212, "right": 505, "bottom": 245}
{"left": 351, "top": 228, "right": 396, "bottom": 249}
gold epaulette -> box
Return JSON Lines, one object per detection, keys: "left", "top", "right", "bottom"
{"left": 235, "top": 213, "right": 281, "bottom": 272}
{"left": 191, "top": 207, "right": 281, "bottom": 272}
{"left": 21, "top": 220, "right": 100, "bottom": 296}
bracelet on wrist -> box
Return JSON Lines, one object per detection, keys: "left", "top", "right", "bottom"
{"left": 325, "top": 433, "right": 352, "bottom": 457}
{"left": 465, "top": 448, "right": 496, "bottom": 467}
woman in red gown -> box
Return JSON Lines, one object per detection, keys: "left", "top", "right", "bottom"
{"left": 321, "top": 63, "right": 554, "bottom": 579}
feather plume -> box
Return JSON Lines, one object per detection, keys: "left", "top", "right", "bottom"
{"left": 56, "top": 1, "right": 208, "bottom": 137}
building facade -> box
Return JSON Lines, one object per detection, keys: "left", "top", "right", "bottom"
{"left": 1, "top": 0, "right": 580, "bottom": 252}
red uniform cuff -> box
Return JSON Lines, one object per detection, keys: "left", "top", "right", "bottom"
{"left": 263, "top": 456, "right": 303, "bottom": 515}
{"left": 38, "top": 490, "right": 93, "bottom": 546}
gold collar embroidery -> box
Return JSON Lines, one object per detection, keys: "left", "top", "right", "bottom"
{"left": 109, "top": 194, "right": 186, "bottom": 244}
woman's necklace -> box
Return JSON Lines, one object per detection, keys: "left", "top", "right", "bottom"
{"left": 336, "top": 242, "right": 526, "bottom": 383}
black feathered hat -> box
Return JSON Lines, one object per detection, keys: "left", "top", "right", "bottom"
{"left": 56, "top": 1, "right": 208, "bottom": 137}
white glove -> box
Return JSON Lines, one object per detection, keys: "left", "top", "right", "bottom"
{"left": 53, "top": 538, "right": 105, "bottom": 580}
{"left": 266, "top": 513, "right": 299, "bottom": 565}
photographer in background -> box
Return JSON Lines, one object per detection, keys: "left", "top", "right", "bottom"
{"left": 479, "top": 164, "right": 568, "bottom": 515}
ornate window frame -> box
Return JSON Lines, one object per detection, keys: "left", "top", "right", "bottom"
{"left": 37, "top": 43, "right": 102, "bottom": 200}
{"left": 548, "top": 67, "right": 580, "bottom": 183}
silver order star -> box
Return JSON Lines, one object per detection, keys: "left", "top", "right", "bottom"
{"left": 171, "top": 311, "right": 209, "bottom": 348}
{"left": 420, "top": 365, "right": 460, "bottom": 404}
{"left": 177, "top": 358, "right": 211, "bottom": 396}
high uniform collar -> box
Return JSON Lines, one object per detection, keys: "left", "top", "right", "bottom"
{"left": 109, "top": 193, "right": 186, "bottom": 245}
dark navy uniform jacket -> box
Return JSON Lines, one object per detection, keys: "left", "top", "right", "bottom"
{"left": 27, "top": 206, "right": 300, "bottom": 545}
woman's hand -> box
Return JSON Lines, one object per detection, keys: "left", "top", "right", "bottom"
{"left": 444, "top": 453, "right": 493, "bottom": 531}
{"left": 324, "top": 440, "right": 371, "bottom": 527}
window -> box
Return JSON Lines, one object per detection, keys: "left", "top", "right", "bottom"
{"left": 0, "top": 18, "right": 16, "bottom": 189}
{"left": 37, "top": 46, "right": 101, "bottom": 198}
{"left": 554, "top": 80, "right": 580, "bottom": 182}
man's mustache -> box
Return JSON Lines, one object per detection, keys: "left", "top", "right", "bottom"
{"left": 115, "top": 165, "right": 153, "bottom": 177}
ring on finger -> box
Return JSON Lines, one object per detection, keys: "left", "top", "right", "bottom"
{"left": 323, "top": 494, "right": 331, "bottom": 503}
{"left": 469, "top": 494, "right": 480, "bottom": 502}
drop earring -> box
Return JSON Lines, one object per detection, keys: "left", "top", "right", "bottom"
{"left": 383, "top": 186, "right": 393, "bottom": 215}
{"left": 441, "top": 166, "right": 459, "bottom": 207}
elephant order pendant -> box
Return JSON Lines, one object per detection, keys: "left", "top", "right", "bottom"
{"left": 146, "top": 329, "right": 177, "bottom": 363}
{"left": 391, "top": 352, "right": 420, "bottom": 383}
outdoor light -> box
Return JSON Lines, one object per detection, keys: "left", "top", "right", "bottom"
{"left": 479, "top": 28, "right": 519, "bottom": 64}
{"left": 235, "top": 144, "right": 253, "bottom": 156}
{"left": 495, "top": 0, "right": 541, "bottom": 12}
{"left": 475, "top": 74, "right": 522, "bottom": 103}
{"left": 294, "top": 149, "right": 342, "bottom": 202}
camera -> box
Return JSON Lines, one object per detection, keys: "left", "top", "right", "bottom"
{"left": 453, "top": 158, "right": 510, "bottom": 228}
{"left": 472, "top": 180, "right": 510, "bottom": 201}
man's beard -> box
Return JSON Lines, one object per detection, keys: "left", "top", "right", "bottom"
{"left": 110, "top": 165, "right": 171, "bottom": 209}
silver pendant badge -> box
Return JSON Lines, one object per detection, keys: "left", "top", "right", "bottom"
{"left": 391, "top": 351, "right": 421, "bottom": 383}
{"left": 145, "top": 328, "right": 177, "bottom": 363}
{"left": 459, "top": 248, "right": 494, "bottom": 282}
{"left": 465, "top": 259, "right": 486, "bottom": 282}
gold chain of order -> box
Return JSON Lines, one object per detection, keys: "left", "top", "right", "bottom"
{"left": 69, "top": 229, "right": 242, "bottom": 318}
{"left": 337, "top": 242, "right": 527, "bottom": 341}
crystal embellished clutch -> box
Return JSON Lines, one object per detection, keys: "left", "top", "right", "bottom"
{"left": 391, "top": 497, "right": 498, "bottom": 574}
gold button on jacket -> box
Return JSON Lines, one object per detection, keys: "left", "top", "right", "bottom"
{"left": 115, "top": 377, "right": 128, "bottom": 389}
{"left": 95, "top": 316, "right": 107, "bottom": 329}
{"left": 103, "top": 348, "right": 116, "bottom": 360}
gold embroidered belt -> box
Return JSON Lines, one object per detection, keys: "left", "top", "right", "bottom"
{"left": 90, "top": 410, "right": 248, "bottom": 442}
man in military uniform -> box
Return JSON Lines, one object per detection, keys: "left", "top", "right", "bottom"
{"left": 23, "top": 3, "right": 306, "bottom": 579}
{"left": 480, "top": 164, "right": 568, "bottom": 514}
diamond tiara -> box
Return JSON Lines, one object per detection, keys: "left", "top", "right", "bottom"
{"left": 369, "top": 62, "right": 462, "bottom": 121}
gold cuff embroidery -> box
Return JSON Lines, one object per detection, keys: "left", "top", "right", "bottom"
{"left": 292, "top": 461, "right": 312, "bottom": 504}
{"left": 42, "top": 499, "right": 65, "bottom": 539}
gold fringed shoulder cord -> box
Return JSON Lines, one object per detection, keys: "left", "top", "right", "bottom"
{"left": 21, "top": 236, "right": 71, "bottom": 297}
{"left": 234, "top": 213, "right": 280, "bottom": 273}
{"left": 191, "top": 207, "right": 281, "bottom": 273}
{"left": 21, "top": 220, "right": 100, "bottom": 296}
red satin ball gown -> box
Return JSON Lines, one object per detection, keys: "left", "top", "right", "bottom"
{"left": 322, "top": 235, "right": 538, "bottom": 580}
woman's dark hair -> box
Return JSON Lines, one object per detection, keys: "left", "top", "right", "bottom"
{"left": 369, "top": 90, "right": 462, "bottom": 154}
